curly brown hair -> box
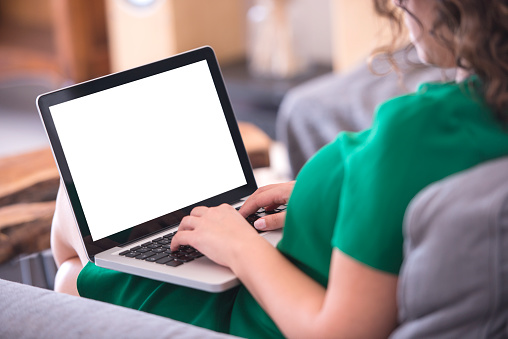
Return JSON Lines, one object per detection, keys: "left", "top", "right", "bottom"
{"left": 372, "top": 0, "right": 508, "bottom": 123}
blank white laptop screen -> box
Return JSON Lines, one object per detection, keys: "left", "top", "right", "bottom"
{"left": 49, "top": 60, "right": 247, "bottom": 241}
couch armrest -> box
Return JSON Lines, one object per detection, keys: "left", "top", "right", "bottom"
{"left": 392, "top": 156, "right": 508, "bottom": 338}
{"left": 0, "top": 279, "right": 237, "bottom": 339}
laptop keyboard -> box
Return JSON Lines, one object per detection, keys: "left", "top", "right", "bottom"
{"left": 118, "top": 232, "right": 199, "bottom": 267}
{"left": 118, "top": 205, "right": 287, "bottom": 267}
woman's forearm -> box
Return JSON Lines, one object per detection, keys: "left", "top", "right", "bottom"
{"left": 230, "top": 238, "right": 329, "bottom": 338}
{"left": 230, "top": 239, "right": 398, "bottom": 339}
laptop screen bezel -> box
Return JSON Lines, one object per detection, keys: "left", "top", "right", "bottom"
{"left": 37, "top": 46, "right": 258, "bottom": 261}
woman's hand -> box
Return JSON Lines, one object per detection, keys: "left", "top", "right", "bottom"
{"left": 170, "top": 204, "right": 262, "bottom": 268}
{"left": 239, "top": 181, "right": 295, "bottom": 231}
{"left": 170, "top": 181, "right": 295, "bottom": 267}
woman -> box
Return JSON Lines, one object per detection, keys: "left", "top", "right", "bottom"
{"left": 53, "top": 0, "right": 508, "bottom": 337}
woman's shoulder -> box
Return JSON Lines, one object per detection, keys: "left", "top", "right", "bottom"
{"left": 374, "top": 77, "right": 488, "bottom": 130}
{"left": 384, "top": 78, "right": 479, "bottom": 110}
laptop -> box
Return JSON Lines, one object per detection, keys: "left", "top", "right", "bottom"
{"left": 37, "top": 46, "right": 283, "bottom": 293}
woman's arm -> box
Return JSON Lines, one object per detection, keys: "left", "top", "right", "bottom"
{"left": 172, "top": 203, "right": 398, "bottom": 338}
{"left": 233, "top": 240, "right": 398, "bottom": 338}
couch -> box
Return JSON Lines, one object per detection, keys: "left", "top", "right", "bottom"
{"left": 391, "top": 155, "right": 508, "bottom": 338}
{"left": 1, "top": 156, "right": 507, "bottom": 338}
{"left": 0, "top": 277, "right": 235, "bottom": 339}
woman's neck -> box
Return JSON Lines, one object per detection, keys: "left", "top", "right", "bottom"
{"left": 455, "top": 68, "right": 472, "bottom": 82}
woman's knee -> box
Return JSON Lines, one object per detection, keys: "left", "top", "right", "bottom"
{"left": 53, "top": 256, "right": 82, "bottom": 296}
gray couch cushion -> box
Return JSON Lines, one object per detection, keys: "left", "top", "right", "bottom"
{"left": 0, "top": 278, "right": 236, "bottom": 339}
{"left": 391, "top": 157, "right": 508, "bottom": 338}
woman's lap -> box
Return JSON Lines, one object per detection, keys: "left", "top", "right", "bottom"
{"left": 77, "top": 262, "right": 240, "bottom": 333}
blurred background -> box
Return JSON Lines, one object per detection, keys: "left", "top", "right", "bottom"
{"left": 0, "top": 0, "right": 388, "bottom": 287}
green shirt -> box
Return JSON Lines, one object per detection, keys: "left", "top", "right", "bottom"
{"left": 78, "top": 78, "right": 508, "bottom": 338}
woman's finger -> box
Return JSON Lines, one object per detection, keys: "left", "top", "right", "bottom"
{"left": 178, "top": 215, "right": 199, "bottom": 231}
{"left": 239, "top": 184, "right": 291, "bottom": 217}
{"left": 170, "top": 229, "right": 194, "bottom": 251}
{"left": 190, "top": 206, "right": 208, "bottom": 216}
{"left": 240, "top": 194, "right": 286, "bottom": 218}
{"left": 254, "top": 211, "right": 286, "bottom": 231}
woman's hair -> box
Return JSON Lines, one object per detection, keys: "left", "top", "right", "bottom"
{"left": 372, "top": 0, "right": 508, "bottom": 122}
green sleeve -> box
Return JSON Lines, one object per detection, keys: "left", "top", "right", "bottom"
{"left": 332, "top": 86, "right": 486, "bottom": 274}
